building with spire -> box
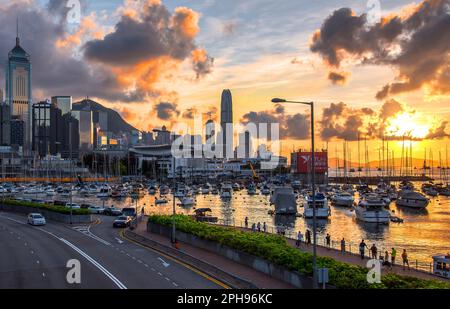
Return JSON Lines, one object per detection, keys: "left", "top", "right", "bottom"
{"left": 5, "top": 19, "right": 32, "bottom": 151}
{"left": 220, "top": 89, "right": 233, "bottom": 159}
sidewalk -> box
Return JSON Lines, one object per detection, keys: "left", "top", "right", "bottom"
{"left": 132, "top": 221, "right": 295, "bottom": 289}
{"left": 229, "top": 225, "right": 449, "bottom": 283}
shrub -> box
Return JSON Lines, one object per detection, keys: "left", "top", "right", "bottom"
{"left": 148, "top": 215, "right": 450, "bottom": 289}
{"left": 2, "top": 199, "right": 90, "bottom": 216}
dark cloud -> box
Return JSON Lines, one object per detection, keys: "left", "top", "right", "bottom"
{"left": 319, "top": 102, "right": 374, "bottom": 141}
{"left": 182, "top": 107, "right": 197, "bottom": 119}
{"left": 192, "top": 49, "right": 214, "bottom": 79}
{"left": 311, "top": 0, "right": 450, "bottom": 99}
{"left": 223, "top": 21, "right": 238, "bottom": 36}
{"left": 426, "top": 121, "right": 449, "bottom": 139}
{"left": 154, "top": 102, "right": 180, "bottom": 120}
{"left": 241, "top": 107, "right": 310, "bottom": 140}
{"left": 328, "top": 71, "right": 348, "bottom": 85}
{"left": 379, "top": 99, "right": 404, "bottom": 120}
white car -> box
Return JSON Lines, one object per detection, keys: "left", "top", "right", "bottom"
{"left": 27, "top": 213, "right": 46, "bottom": 226}
{"left": 65, "top": 203, "right": 81, "bottom": 209}
{"left": 88, "top": 206, "right": 105, "bottom": 214}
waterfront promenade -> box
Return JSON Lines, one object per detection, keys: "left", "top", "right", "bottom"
{"left": 134, "top": 219, "right": 449, "bottom": 285}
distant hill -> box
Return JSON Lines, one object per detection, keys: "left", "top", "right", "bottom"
{"left": 328, "top": 157, "right": 442, "bottom": 169}
{"left": 72, "top": 99, "right": 137, "bottom": 134}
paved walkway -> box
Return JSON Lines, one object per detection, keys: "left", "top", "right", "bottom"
{"left": 229, "top": 225, "right": 449, "bottom": 282}
{"left": 133, "top": 221, "right": 295, "bottom": 289}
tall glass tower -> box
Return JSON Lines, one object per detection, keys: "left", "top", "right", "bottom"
{"left": 220, "top": 89, "right": 233, "bottom": 159}
{"left": 5, "top": 21, "right": 32, "bottom": 151}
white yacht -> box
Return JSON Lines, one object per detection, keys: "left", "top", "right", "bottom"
{"left": 220, "top": 183, "right": 233, "bottom": 199}
{"left": 270, "top": 187, "right": 297, "bottom": 215}
{"left": 355, "top": 196, "right": 391, "bottom": 223}
{"left": 261, "top": 186, "right": 271, "bottom": 195}
{"left": 155, "top": 198, "right": 168, "bottom": 205}
{"left": 331, "top": 192, "right": 354, "bottom": 207}
{"left": 232, "top": 183, "right": 241, "bottom": 191}
{"left": 179, "top": 196, "right": 196, "bottom": 207}
{"left": 45, "top": 188, "right": 56, "bottom": 196}
{"left": 304, "top": 193, "right": 330, "bottom": 218}
{"left": 97, "top": 185, "right": 112, "bottom": 198}
{"left": 159, "top": 185, "right": 170, "bottom": 196}
{"left": 396, "top": 190, "right": 429, "bottom": 209}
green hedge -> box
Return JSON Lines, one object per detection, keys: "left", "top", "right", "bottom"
{"left": 2, "top": 199, "right": 90, "bottom": 216}
{"left": 149, "top": 215, "right": 450, "bottom": 289}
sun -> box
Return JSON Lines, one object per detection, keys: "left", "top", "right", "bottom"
{"left": 385, "top": 112, "right": 430, "bottom": 139}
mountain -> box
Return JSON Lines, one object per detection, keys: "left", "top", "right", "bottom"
{"left": 328, "top": 157, "right": 441, "bottom": 169}
{"left": 72, "top": 99, "right": 137, "bottom": 134}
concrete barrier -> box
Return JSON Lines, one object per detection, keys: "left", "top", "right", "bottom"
{"left": 148, "top": 222, "right": 315, "bottom": 289}
{"left": 0, "top": 203, "right": 93, "bottom": 224}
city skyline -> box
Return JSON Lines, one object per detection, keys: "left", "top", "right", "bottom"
{"left": 0, "top": 0, "right": 448, "bottom": 161}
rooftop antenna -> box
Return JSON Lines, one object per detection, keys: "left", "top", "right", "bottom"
{"left": 16, "top": 17, "right": 20, "bottom": 46}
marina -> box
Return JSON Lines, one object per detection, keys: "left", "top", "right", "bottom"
{"left": 3, "top": 177, "right": 449, "bottom": 272}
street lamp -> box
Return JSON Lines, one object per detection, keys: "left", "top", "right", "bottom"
{"left": 271, "top": 98, "right": 318, "bottom": 289}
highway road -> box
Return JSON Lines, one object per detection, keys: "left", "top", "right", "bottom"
{"left": 0, "top": 211, "right": 224, "bottom": 289}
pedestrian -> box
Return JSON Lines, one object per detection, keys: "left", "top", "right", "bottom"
{"left": 402, "top": 249, "right": 410, "bottom": 270}
{"left": 251, "top": 223, "right": 256, "bottom": 232}
{"left": 340, "top": 238, "right": 346, "bottom": 253}
{"left": 382, "top": 251, "right": 391, "bottom": 268}
{"left": 391, "top": 247, "right": 397, "bottom": 266}
{"left": 296, "top": 231, "right": 303, "bottom": 247}
{"left": 263, "top": 222, "right": 267, "bottom": 233}
{"left": 244, "top": 217, "right": 249, "bottom": 229}
{"left": 326, "top": 233, "right": 331, "bottom": 248}
{"left": 306, "top": 230, "right": 311, "bottom": 245}
{"left": 370, "top": 244, "right": 378, "bottom": 259}
{"left": 359, "top": 239, "right": 369, "bottom": 260}
{"left": 257, "top": 222, "right": 261, "bottom": 232}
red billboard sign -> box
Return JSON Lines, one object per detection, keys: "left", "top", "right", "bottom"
{"left": 294, "top": 152, "right": 328, "bottom": 173}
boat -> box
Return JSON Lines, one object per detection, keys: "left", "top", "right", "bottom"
{"left": 97, "top": 186, "right": 112, "bottom": 198}
{"left": 192, "top": 208, "right": 218, "bottom": 223}
{"left": 179, "top": 197, "right": 196, "bottom": 207}
{"left": 45, "top": 189, "right": 56, "bottom": 196}
{"left": 155, "top": 198, "right": 168, "bottom": 205}
{"left": 331, "top": 192, "right": 354, "bottom": 207}
{"left": 247, "top": 183, "right": 257, "bottom": 195}
{"left": 159, "top": 185, "right": 170, "bottom": 195}
{"left": 396, "top": 191, "right": 429, "bottom": 209}
{"left": 270, "top": 187, "right": 297, "bottom": 215}
{"left": 261, "top": 186, "right": 271, "bottom": 195}
{"left": 232, "top": 183, "right": 241, "bottom": 191}
{"left": 220, "top": 183, "right": 233, "bottom": 199}
{"left": 291, "top": 180, "right": 301, "bottom": 190}
{"left": 201, "top": 184, "right": 212, "bottom": 195}
{"left": 355, "top": 195, "right": 390, "bottom": 223}
{"left": 304, "top": 193, "right": 330, "bottom": 218}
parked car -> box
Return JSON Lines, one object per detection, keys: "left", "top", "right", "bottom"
{"left": 65, "top": 203, "right": 81, "bottom": 209}
{"left": 104, "top": 207, "right": 122, "bottom": 216}
{"left": 27, "top": 213, "right": 46, "bottom": 226}
{"left": 113, "top": 216, "right": 132, "bottom": 228}
{"left": 88, "top": 205, "right": 105, "bottom": 214}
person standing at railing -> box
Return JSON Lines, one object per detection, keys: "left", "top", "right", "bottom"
{"left": 263, "top": 222, "right": 267, "bottom": 233}
{"left": 305, "top": 229, "right": 311, "bottom": 245}
{"left": 326, "top": 234, "right": 331, "bottom": 249}
{"left": 245, "top": 217, "right": 249, "bottom": 229}
{"left": 340, "top": 238, "right": 346, "bottom": 254}
{"left": 370, "top": 244, "right": 378, "bottom": 259}
{"left": 391, "top": 248, "right": 397, "bottom": 266}
{"left": 296, "top": 231, "right": 303, "bottom": 247}
{"left": 359, "top": 239, "right": 369, "bottom": 260}
{"left": 251, "top": 223, "right": 256, "bottom": 232}
{"left": 257, "top": 222, "right": 261, "bottom": 232}
{"left": 402, "top": 249, "right": 410, "bottom": 271}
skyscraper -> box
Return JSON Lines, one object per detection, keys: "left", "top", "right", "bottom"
{"left": 220, "top": 89, "right": 233, "bottom": 159}
{"left": 5, "top": 21, "right": 32, "bottom": 151}
{"left": 51, "top": 96, "right": 72, "bottom": 116}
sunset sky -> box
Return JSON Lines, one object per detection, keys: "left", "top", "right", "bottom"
{"left": 0, "top": 0, "right": 449, "bottom": 163}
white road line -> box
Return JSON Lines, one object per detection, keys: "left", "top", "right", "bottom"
{"left": 158, "top": 257, "right": 170, "bottom": 268}
{"left": 157, "top": 272, "right": 162, "bottom": 276}
{"left": 172, "top": 282, "right": 178, "bottom": 287}
{"left": 165, "top": 277, "right": 170, "bottom": 281}
{"left": 144, "top": 264, "right": 149, "bottom": 268}
{"left": 0, "top": 214, "right": 127, "bottom": 290}
{"left": 60, "top": 238, "right": 127, "bottom": 290}
{"left": 36, "top": 260, "right": 40, "bottom": 264}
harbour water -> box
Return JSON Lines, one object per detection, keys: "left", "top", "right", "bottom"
{"left": 39, "top": 181, "right": 450, "bottom": 270}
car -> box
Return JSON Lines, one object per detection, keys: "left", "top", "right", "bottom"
{"left": 104, "top": 207, "right": 122, "bottom": 216}
{"left": 88, "top": 205, "right": 105, "bottom": 214}
{"left": 27, "top": 213, "right": 46, "bottom": 226}
{"left": 113, "top": 216, "right": 132, "bottom": 228}
{"left": 65, "top": 203, "right": 81, "bottom": 209}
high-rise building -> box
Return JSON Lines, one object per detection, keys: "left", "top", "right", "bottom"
{"left": 238, "top": 130, "right": 252, "bottom": 159}
{"left": 51, "top": 96, "right": 72, "bottom": 116}
{"left": 5, "top": 23, "right": 32, "bottom": 151}
{"left": 71, "top": 110, "right": 93, "bottom": 152}
{"left": 32, "top": 100, "right": 51, "bottom": 157}
{"left": 153, "top": 126, "right": 171, "bottom": 145}
{"left": 220, "top": 89, "right": 233, "bottom": 159}
{"left": 0, "top": 103, "right": 11, "bottom": 146}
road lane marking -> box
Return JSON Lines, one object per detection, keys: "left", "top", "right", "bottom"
{"left": 115, "top": 237, "right": 124, "bottom": 244}
{"left": 119, "top": 229, "right": 230, "bottom": 289}
{"left": 60, "top": 238, "right": 127, "bottom": 290}
{"left": 158, "top": 257, "right": 170, "bottom": 268}
{"left": 172, "top": 282, "right": 178, "bottom": 287}
{"left": 0, "top": 214, "right": 127, "bottom": 290}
